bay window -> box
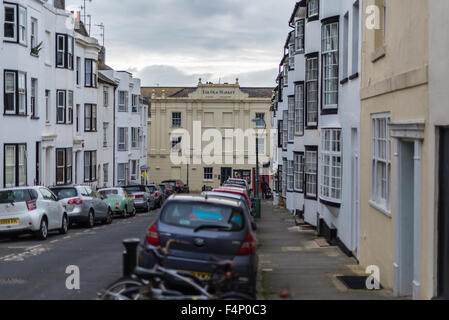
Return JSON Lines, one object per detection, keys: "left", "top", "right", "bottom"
{"left": 305, "top": 147, "right": 318, "bottom": 199}
{"left": 307, "top": 0, "right": 319, "bottom": 20}
{"left": 288, "top": 96, "right": 295, "bottom": 142}
{"left": 295, "top": 19, "right": 305, "bottom": 52}
{"left": 84, "top": 104, "right": 97, "bottom": 132}
{"left": 305, "top": 55, "right": 318, "bottom": 127}
{"left": 4, "top": 144, "right": 26, "bottom": 188}
{"left": 295, "top": 83, "right": 304, "bottom": 135}
{"left": 56, "top": 90, "right": 66, "bottom": 124}
{"left": 320, "top": 129, "right": 342, "bottom": 203}
{"left": 322, "top": 21, "right": 339, "bottom": 110}
{"left": 294, "top": 153, "right": 304, "bottom": 192}
{"left": 85, "top": 59, "right": 97, "bottom": 87}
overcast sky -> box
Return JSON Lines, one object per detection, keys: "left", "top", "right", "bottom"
{"left": 67, "top": 0, "right": 295, "bottom": 87}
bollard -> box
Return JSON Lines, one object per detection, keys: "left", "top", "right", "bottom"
{"left": 122, "top": 238, "right": 140, "bottom": 277}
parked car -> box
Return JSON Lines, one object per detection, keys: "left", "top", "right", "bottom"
{"left": 0, "top": 187, "right": 68, "bottom": 240}
{"left": 98, "top": 188, "right": 136, "bottom": 218}
{"left": 161, "top": 180, "right": 189, "bottom": 193}
{"left": 138, "top": 194, "right": 258, "bottom": 297}
{"left": 224, "top": 178, "right": 250, "bottom": 193}
{"left": 201, "top": 191, "right": 257, "bottom": 231}
{"left": 159, "top": 183, "right": 175, "bottom": 198}
{"left": 212, "top": 187, "right": 252, "bottom": 212}
{"left": 147, "top": 184, "right": 164, "bottom": 208}
{"left": 50, "top": 185, "right": 112, "bottom": 228}
{"left": 122, "top": 185, "right": 156, "bottom": 212}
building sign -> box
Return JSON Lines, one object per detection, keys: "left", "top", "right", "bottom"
{"left": 201, "top": 89, "right": 236, "bottom": 99}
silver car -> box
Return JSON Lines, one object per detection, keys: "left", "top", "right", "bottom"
{"left": 0, "top": 187, "right": 68, "bottom": 240}
{"left": 50, "top": 186, "right": 112, "bottom": 228}
{"left": 122, "top": 185, "right": 156, "bottom": 212}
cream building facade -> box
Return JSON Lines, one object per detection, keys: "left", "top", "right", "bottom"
{"left": 360, "top": 0, "right": 449, "bottom": 300}
{"left": 142, "top": 81, "right": 273, "bottom": 192}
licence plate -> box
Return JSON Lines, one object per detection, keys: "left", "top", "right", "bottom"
{"left": 0, "top": 218, "right": 19, "bottom": 225}
{"left": 179, "top": 270, "right": 212, "bottom": 280}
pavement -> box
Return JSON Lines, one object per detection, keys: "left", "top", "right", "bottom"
{"left": 0, "top": 209, "right": 159, "bottom": 300}
{"left": 255, "top": 200, "right": 398, "bottom": 300}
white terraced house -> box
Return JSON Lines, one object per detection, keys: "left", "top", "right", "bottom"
{"left": 271, "top": 0, "right": 362, "bottom": 258}
{"left": 0, "top": 0, "right": 115, "bottom": 190}
{"left": 99, "top": 69, "right": 148, "bottom": 187}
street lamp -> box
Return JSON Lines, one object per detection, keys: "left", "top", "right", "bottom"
{"left": 252, "top": 116, "right": 266, "bottom": 219}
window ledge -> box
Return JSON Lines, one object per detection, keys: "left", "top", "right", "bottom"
{"left": 369, "top": 200, "right": 391, "bottom": 218}
{"left": 371, "top": 45, "right": 386, "bottom": 63}
{"left": 31, "top": 116, "right": 40, "bottom": 120}
{"left": 349, "top": 72, "right": 359, "bottom": 80}
{"left": 320, "top": 197, "right": 341, "bottom": 208}
{"left": 340, "top": 77, "right": 349, "bottom": 85}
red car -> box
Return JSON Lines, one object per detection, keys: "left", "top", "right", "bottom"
{"left": 212, "top": 187, "right": 252, "bottom": 213}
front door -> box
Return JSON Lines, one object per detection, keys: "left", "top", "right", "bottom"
{"left": 220, "top": 167, "right": 232, "bottom": 185}
{"left": 438, "top": 128, "right": 449, "bottom": 298}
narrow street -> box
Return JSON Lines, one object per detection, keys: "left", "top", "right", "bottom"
{"left": 0, "top": 210, "right": 158, "bottom": 300}
{"left": 256, "top": 200, "right": 398, "bottom": 300}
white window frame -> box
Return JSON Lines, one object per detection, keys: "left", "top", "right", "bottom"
{"left": 45, "top": 90, "right": 50, "bottom": 122}
{"left": 288, "top": 96, "right": 295, "bottom": 142}
{"left": 31, "top": 78, "right": 37, "bottom": 117}
{"left": 203, "top": 167, "right": 213, "bottom": 181}
{"left": 103, "top": 163, "right": 109, "bottom": 184}
{"left": 320, "top": 129, "right": 342, "bottom": 203}
{"left": 103, "top": 87, "right": 109, "bottom": 107}
{"left": 294, "top": 153, "right": 304, "bottom": 192}
{"left": 4, "top": 4, "right": 17, "bottom": 42}
{"left": 171, "top": 137, "right": 182, "bottom": 152}
{"left": 67, "top": 91, "right": 73, "bottom": 124}
{"left": 287, "top": 160, "right": 294, "bottom": 191}
{"left": 18, "top": 6, "right": 26, "bottom": 45}
{"left": 30, "top": 17, "right": 38, "bottom": 49}
{"left": 294, "top": 83, "right": 304, "bottom": 135}
{"left": 117, "top": 163, "right": 128, "bottom": 185}
{"left": 118, "top": 91, "right": 128, "bottom": 112}
{"left": 256, "top": 136, "right": 265, "bottom": 155}
{"left": 295, "top": 19, "right": 305, "bottom": 52}
{"left": 17, "top": 71, "right": 26, "bottom": 115}
{"left": 282, "top": 159, "right": 288, "bottom": 198}
{"left": 56, "top": 90, "right": 66, "bottom": 124}
{"left": 308, "top": 0, "right": 319, "bottom": 18}
{"left": 4, "top": 71, "right": 16, "bottom": 114}
{"left": 322, "top": 22, "right": 339, "bottom": 109}
{"left": 67, "top": 36, "right": 73, "bottom": 69}
{"left": 282, "top": 111, "right": 288, "bottom": 150}
{"left": 118, "top": 127, "right": 128, "bottom": 151}
{"left": 305, "top": 149, "right": 318, "bottom": 198}
{"left": 56, "top": 34, "right": 65, "bottom": 68}
{"left": 255, "top": 113, "right": 265, "bottom": 128}
{"left": 131, "top": 127, "right": 139, "bottom": 149}
{"left": 103, "top": 123, "right": 109, "bottom": 147}
{"left": 288, "top": 42, "right": 295, "bottom": 69}
{"left": 4, "top": 144, "right": 27, "bottom": 187}
{"left": 306, "top": 56, "right": 318, "bottom": 126}
{"left": 371, "top": 114, "right": 391, "bottom": 210}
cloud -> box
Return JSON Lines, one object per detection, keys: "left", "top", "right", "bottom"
{"left": 67, "top": 0, "right": 294, "bottom": 86}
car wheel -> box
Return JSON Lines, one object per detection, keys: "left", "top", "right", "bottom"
{"left": 59, "top": 214, "right": 68, "bottom": 234}
{"left": 35, "top": 218, "right": 48, "bottom": 240}
{"left": 104, "top": 209, "right": 113, "bottom": 224}
{"left": 86, "top": 210, "right": 95, "bottom": 228}
{"left": 131, "top": 207, "right": 136, "bottom": 217}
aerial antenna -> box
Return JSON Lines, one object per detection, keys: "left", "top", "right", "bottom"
{"left": 95, "top": 22, "right": 105, "bottom": 46}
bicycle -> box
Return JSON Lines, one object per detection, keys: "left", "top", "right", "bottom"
{"left": 98, "top": 239, "right": 255, "bottom": 300}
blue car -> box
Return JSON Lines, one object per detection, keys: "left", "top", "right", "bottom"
{"left": 138, "top": 195, "right": 258, "bottom": 297}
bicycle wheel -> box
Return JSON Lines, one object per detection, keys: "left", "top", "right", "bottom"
{"left": 99, "top": 278, "right": 147, "bottom": 300}
{"left": 216, "top": 292, "right": 255, "bottom": 300}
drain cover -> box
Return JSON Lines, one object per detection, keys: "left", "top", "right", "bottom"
{"left": 336, "top": 276, "right": 383, "bottom": 290}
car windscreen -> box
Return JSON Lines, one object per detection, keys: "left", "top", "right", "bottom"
{"left": 123, "top": 186, "right": 143, "bottom": 193}
{"left": 161, "top": 201, "right": 244, "bottom": 231}
{"left": 148, "top": 186, "right": 157, "bottom": 193}
{"left": 159, "top": 185, "right": 166, "bottom": 191}
{"left": 51, "top": 188, "right": 77, "bottom": 200}
{"left": 99, "top": 190, "right": 120, "bottom": 198}
{"left": 0, "top": 190, "right": 32, "bottom": 204}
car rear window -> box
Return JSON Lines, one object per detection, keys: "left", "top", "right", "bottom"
{"left": 161, "top": 202, "right": 244, "bottom": 231}
{"left": 0, "top": 189, "right": 32, "bottom": 203}
{"left": 51, "top": 188, "right": 77, "bottom": 200}
{"left": 124, "top": 186, "right": 143, "bottom": 192}
{"left": 99, "top": 190, "right": 119, "bottom": 198}
{"left": 148, "top": 186, "right": 156, "bottom": 193}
